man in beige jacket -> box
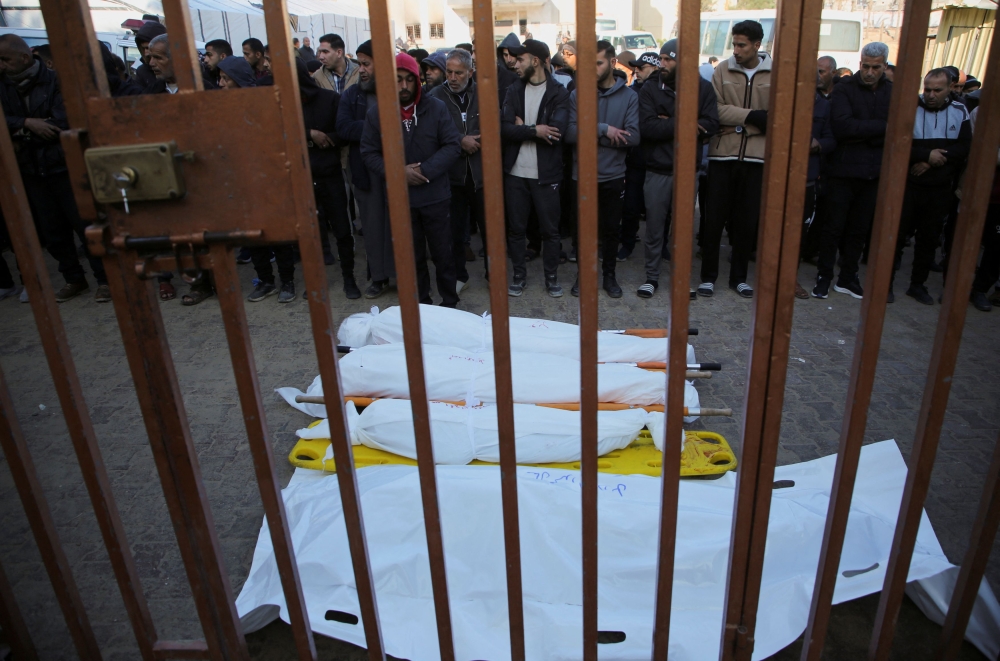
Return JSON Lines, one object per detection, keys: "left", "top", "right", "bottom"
{"left": 313, "top": 33, "right": 359, "bottom": 94}
{"left": 698, "top": 20, "right": 771, "bottom": 300}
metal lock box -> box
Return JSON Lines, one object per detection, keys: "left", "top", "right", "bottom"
{"left": 84, "top": 141, "right": 188, "bottom": 205}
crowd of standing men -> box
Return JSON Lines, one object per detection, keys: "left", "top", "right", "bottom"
{"left": 0, "top": 19, "right": 998, "bottom": 312}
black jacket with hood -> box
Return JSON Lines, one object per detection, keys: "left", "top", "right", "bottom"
{"left": 428, "top": 79, "right": 482, "bottom": 189}
{"left": 495, "top": 33, "right": 520, "bottom": 107}
{"left": 0, "top": 57, "right": 69, "bottom": 177}
{"left": 297, "top": 59, "right": 344, "bottom": 178}
{"left": 500, "top": 74, "right": 571, "bottom": 185}
{"left": 637, "top": 68, "right": 719, "bottom": 176}
{"left": 826, "top": 71, "right": 893, "bottom": 180}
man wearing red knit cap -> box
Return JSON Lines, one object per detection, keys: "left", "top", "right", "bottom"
{"left": 361, "top": 53, "right": 463, "bottom": 307}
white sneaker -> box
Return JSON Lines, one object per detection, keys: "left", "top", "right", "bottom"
{"left": 0, "top": 285, "right": 20, "bottom": 301}
{"left": 456, "top": 280, "right": 467, "bottom": 294}
{"left": 19, "top": 287, "right": 29, "bottom": 303}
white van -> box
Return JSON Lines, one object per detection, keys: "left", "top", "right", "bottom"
{"left": 697, "top": 10, "right": 863, "bottom": 73}
{"left": 0, "top": 26, "right": 140, "bottom": 67}
{"left": 596, "top": 31, "right": 659, "bottom": 54}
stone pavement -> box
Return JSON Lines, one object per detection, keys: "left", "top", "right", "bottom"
{"left": 0, "top": 228, "right": 996, "bottom": 659}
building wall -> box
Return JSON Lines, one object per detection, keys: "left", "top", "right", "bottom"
{"left": 924, "top": 6, "right": 994, "bottom": 80}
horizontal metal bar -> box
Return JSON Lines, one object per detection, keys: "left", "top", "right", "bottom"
{"left": 151, "top": 640, "right": 211, "bottom": 659}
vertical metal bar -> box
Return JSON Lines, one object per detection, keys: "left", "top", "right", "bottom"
{"left": 937, "top": 432, "right": 1000, "bottom": 660}
{"left": 869, "top": 31, "right": 1000, "bottom": 660}
{"left": 720, "top": 0, "right": 821, "bottom": 657}
{"left": 798, "top": 1, "right": 933, "bottom": 658}
{"left": 0, "top": 365, "right": 102, "bottom": 659}
{"left": 102, "top": 252, "right": 248, "bottom": 661}
{"left": 366, "top": 1, "right": 456, "bottom": 657}
{"left": 36, "top": 0, "right": 109, "bottom": 119}
{"left": 0, "top": 558, "right": 39, "bottom": 661}
{"left": 209, "top": 244, "right": 317, "bottom": 661}
{"left": 650, "top": 0, "right": 699, "bottom": 653}
{"left": 159, "top": 0, "right": 204, "bottom": 92}
{"left": 0, "top": 120, "right": 159, "bottom": 661}
{"left": 469, "top": 0, "right": 526, "bottom": 656}
{"left": 573, "top": 2, "right": 598, "bottom": 659}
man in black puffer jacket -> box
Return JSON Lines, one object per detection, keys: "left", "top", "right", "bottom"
{"left": 891, "top": 68, "right": 971, "bottom": 305}
{"left": 0, "top": 34, "right": 106, "bottom": 303}
{"left": 361, "top": 53, "right": 462, "bottom": 307}
{"left": 813, "top": 41, "right": 893, "bottom": 300}
{"left": 428, "top": 48, "right": 485, "bottom": 291}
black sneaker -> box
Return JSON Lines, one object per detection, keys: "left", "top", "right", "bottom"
{"left": 833, "top": 277, "right": 864, "bottom": 299}
{"left": 617, "top": 246, "right": 631, "bottom": 262}
{"left": 236, "top": 247, "right": 253, "bottom": 264}
{"left": 971, "top": 290, "right": 992, "bottom": 312}
{"left": 568, "top": 248, "right": 578, "bottom": 263}
{"left": 247, "top": 282, "right": 277, "bottom": 302}
{"left": 812, "top": 276, "right": 830, "bottom": 299}
{"left": 697, "top": 282, "right": 714, "bottom": 298}
{"left": 278, "top": 282, "right": 296, "bottom": 303}
{"left": 603, "top": 275, "right": 622, "bottom": 298}
{"left": 571, "top": 278, "right": 580, "bottom": 297}
{"left": 546, "top": 275, "right": 563, "bottom": 298}
{"left": 344, "top": 277, "right": 361, "bottom": 300}
{"left": 323, "top": 252, "right": 336, "bottom": 266}
{"left": 508, "top": 277, "right": 526, "bottom": 297}
{"left": 365, "top": 280, "right": 389, "bottom": 299}
{"left": 732, "top": 282, "right": 753, "bottom": 298}
{"left": 637, "top": 280, "right": 658, "bottom": 299}
{"left": 906, "top": 283, "right": 934, "bottom": 305}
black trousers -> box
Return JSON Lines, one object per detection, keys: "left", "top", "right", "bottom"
{"left": 23, "top": 173, "right": 105, "bottom": 286}
{"left": 505, "top": 175, "right": 562, "bottom": 280}
{"left": 619, "top": 162, "right": 645, "bottom": 253}
{"left": 0, "top": 209, "right": 18, "bottom": 289}
{"left": 597, "top": 178, "right": 626, "bottom": 275}
{"left": 251, "top": 245, "right": 295, "bottom": 285}
{"left": 973, "top": 202, "right": 1000, "bottom": 293}
{"left": 450, "top": 180, "right": 485, "bottom": 282}
{"left": 893, "top": 183, "right": 953, "bottom": 287}
{"left": 701, "top": 160, "right": 763, "bottom": 286}
{"left": 816, "top": 176, "right": 879, "bottom": 283}
{"left": 800, "top": 183, "right": 817, "bottom": 257}
{"left": 314, "top": 173, "right": 355, "bottom": 280}
{"left": 412, "top": 199, "right": 458, "bottom": 307}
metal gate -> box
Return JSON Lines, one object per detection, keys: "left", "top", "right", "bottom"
{"left": 0, "top": 0, "right": 997, "bottom": 657}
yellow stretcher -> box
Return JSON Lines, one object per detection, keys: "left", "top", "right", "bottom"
{"left": 288, "top": 426, "right": 737, "bottom": 478}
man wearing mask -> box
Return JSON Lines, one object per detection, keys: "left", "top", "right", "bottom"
{"left": 338, "top": 41, "right": 392, "bottom": 299}
{"left": 890, "top": 68, "right": 971, "bottom": 305}
{"left": 0, "top": 34, "right": 108, "bottom": 303}
{"left": 429, "top": 49, "right": 485, "bottom": 293}
{"left": 500, "top": 39, "right": 571, "bottom": 297}
{"left": 637, "top": 39, "right": 719, "bottom": 299}
{"left": 812, "top": 42, "right": 892, "bottom": 299}
{"left": 566, "top": 40, "right": 640, "bottom": 298}
{"left": 700, "top": 20, "right": 771, "bottom": 300}
{"left": 313, "top": 33, "right": 357, "bottom": 94}
{"left": 361, "top": 53, "right": 462, "bottom": 307}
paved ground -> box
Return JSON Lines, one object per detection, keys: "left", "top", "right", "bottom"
{"left": 0, "top": 225, "right": 996, "bottom": 659}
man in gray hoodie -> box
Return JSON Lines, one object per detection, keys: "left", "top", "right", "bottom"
{"left": 566, "top": 40, "right": 640, "bottom": 298}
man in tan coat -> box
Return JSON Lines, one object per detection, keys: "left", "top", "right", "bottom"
{"left": 698, "top": 19, "right": 771, "bottom": 300}
{"left": 312, "top": 33, "right": 359, "bottom": 93}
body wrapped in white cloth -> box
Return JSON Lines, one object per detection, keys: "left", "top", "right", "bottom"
{"left": 337, "top": 304, "right": 696, "bottom": 365}
{"left": 276, "top": 344, "right": 700, "bottom": 422}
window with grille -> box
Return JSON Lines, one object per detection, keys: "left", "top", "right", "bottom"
{"left": 406, "top": 24, "right": 421, "bottom": 40}
{"left": 430, "top": 23, "right": 444, "bottom": 39}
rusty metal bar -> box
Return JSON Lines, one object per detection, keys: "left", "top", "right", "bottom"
{"left": 102, "top": 251, "right": 247, "bottom": 661}
{"left": 469, "top": 0, "right": 525, "bottom": 655}
{"left": 210, "top": 244, "right": 317, "bottom": 661}
{"left": 0, "top": 549, "right": 40, "bottom": 661}
{"left": 869, "top": 30, "right": 1000, "bottom": 660}
{"left": 0, "top": 109, "right": 159, "bottom": 658}
{"left": 160, "top": 0, "right": 204, "bottom": 92}
{"left": 720, "top": 0, "right": 821, "bottom": 658}
{"left": 937, "top": 431, "right": 1000, "bottom": 659}
{"left": 151, "top": 640, "right": 212, "bottom": 659}
{"left": 0, "top": 365, "right": 102, "bottom": 659}
{"left": 650, "top": 0, "right": 699, "bottom": 652}
{"left": 798, "top": 1, "right": 933, "bottom": 658}
{"left": 573, "top": 1, "right": 599, "bottom": 658}
{"left": 366, "top": 1, "right": 455, "bottom": 658}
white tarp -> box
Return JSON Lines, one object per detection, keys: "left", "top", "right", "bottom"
{"left": 235, "top": 440, "right": 1000, "bottom": 660}
{"left": 276, "top": 344, "right": 701, "bottom": 421}
{"left": 337, "top": 305, "right": 697, "bottom": 365}
{"left": 298, "top": 399, "right": 657, "bottom": 465}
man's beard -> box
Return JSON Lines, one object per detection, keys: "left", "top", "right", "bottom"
{"left": 519, "top": 64, "right": 536, "bottom": 81}
{"left": 359, "top": 77, "right": 375, "bottom": 92}
{"left": 449, "top": 78, "right": 469, "bottom": 93}
{"left": 398, "top": 90, "right": 414, "bottom": 105}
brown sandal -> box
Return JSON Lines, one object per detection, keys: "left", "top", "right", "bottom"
{"left": 181, "top": 287, "right": 214, "bottom": 306}
{"left": 159, "top": 282, "right": 176, "bottom": 301}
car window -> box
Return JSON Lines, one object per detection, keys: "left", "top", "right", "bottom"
{"left": 625, "top": 34, "right": 657, "bottom": 49}
{"left": 703, "top": 20, "right": 730, "bottom": 56}
{"left": 819, "top": 20, "right": 861, "bottom": 51}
